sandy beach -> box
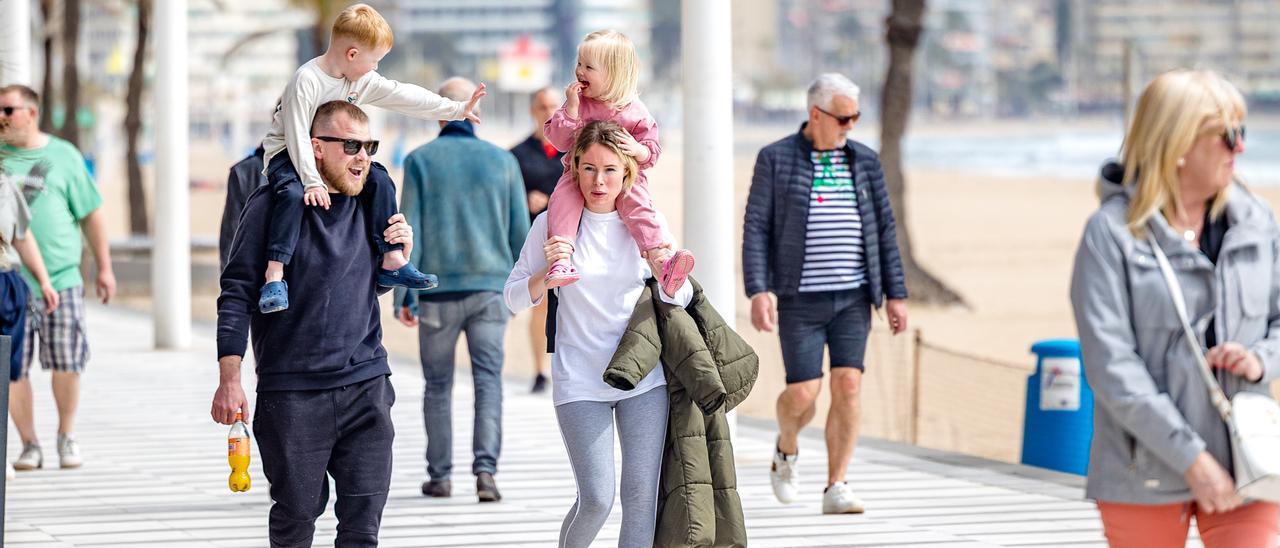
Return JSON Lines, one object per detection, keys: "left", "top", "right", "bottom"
{"left": 98, "top": 121, "right": 1280, "bottom": 464}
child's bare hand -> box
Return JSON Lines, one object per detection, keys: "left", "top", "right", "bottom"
{"left": 564, "top": 82, "right": 584, "bottom": 119}
{"left": 613, "top": 129, "right": 650, "bottom": 164}
{"left": 303, "top": 186, "right": 331, "bottom": 209}
{"left": 463, "top": 83, "right": 486, "bottom": 124}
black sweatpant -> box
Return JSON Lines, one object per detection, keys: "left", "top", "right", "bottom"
{"left": 265, "top": 152, "right": 401, "bottom": 265}
{"left": 254, "top": 374, "right": 396, "bottom": 548}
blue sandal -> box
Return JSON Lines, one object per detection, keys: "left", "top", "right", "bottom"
{"left": 259, "top": 280, "right": 289, "bottom": 314}
{"left": 377, "top": 264, "right": 439, "bottom": 290}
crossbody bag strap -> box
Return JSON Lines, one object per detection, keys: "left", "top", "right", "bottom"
{"left": 1146, "top": 232, "right": 1235, "bottom": 424}
{"left": 545, "top": 288, "right": 558, "bottom": 354}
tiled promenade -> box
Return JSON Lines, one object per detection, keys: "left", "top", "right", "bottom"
{"left": 3, "top": 304, "right": 1145, "bottom": 547}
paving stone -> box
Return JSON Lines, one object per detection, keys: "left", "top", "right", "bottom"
{"left": 4, "top": 304, "right": 1102, "bottom": 547}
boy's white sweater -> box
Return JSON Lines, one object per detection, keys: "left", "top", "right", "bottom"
{"left": 262, "top": 58, "right": 467, "bottom": 191}
{"left": 505, "top": 210, "right": 691, "bottom": 406}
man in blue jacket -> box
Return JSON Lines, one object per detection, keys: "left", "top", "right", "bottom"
{"left": 211, "top": 100, "right": 413, "bottom": 547}
{"left": 219, "top": 100, "right": 277, "bottom": 271}
{"left": 394, "top": 77, "right": 529, "bottom": 503}
{"left": 218, "top": 145, "right": 265, "bottom": 272}
{"left": 742, "top": 73, "right": 909, "bottom": 515}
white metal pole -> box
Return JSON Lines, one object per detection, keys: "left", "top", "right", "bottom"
{"left": 682, "top": 0, "right": 735, "bottom": 432}
{"left": 153, "top": 0, "right": 190, "bottom": 349}
{"left": 1, "top": 4, "right": 30, "bottom": 527}
{"left": 680, "top": 0, "right": 734, "bottom": 321}
{"left": 1, "top": 0, "right": 33, "bottom": 85}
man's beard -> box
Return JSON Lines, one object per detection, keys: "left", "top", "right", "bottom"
{"left": 319, "top": 157, "right": 366, "bottom": 196}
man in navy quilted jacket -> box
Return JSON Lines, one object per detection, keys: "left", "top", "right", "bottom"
{"left": 742, "top": 73, "right": 909, "bottom": 515}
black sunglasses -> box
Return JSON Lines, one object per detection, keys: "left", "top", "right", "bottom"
{"left": 1222, "top": 125, "right": 1246, "bottom": 152}
{"left": 815, "top": 106, "right": 861, "bottom": 126}
{"left": 0, "top": 106, "right": 18, "bottom": 116}
{"left": 316, "top": 136, "right": 379, "bottom": 156}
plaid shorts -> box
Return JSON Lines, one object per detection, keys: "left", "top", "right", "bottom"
{"left": 20, "top": 285, "right": 89, "bottom": 377}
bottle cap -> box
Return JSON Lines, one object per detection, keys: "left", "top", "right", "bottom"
{"left": 233, "top": 411, "right": 243, "bottom": 422}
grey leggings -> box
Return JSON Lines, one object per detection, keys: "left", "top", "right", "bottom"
{"left": 554, "top": 386, "right": 669, "bottom": 548}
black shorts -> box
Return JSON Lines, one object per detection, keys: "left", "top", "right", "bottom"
{"left": 777, "top": 286, "right": 872, "bottom": 384}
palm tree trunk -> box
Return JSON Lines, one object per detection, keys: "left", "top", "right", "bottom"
{"left": 38, "top": 0, "right": 55, "bottom": 134}
{"left": 60, "top": 0, "right": 81, "bottom": 147}
{"left": 282, "top": 0, "right": 342, "bottom": 57}
{"left": 125, "top": 0, "right": 150, "bottom": 235}
{"left": 880, "top": 0, "right": 964, "bottom": 306}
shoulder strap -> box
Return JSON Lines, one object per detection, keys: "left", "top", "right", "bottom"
{"left": 1146, "top": 232, "right": 1234, "bottom": 423}
{"left": 545, "top": 288, "right": 557, "bottom": 354}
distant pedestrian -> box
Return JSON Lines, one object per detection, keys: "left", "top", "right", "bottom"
{"left": 219, "top": 144, "right": 266, "bottom": 272}
{"left": 743, "top": 73, "right": 908, "bottom": 514}
{"left": 0, "top": 83, "right": 116, "bottom": 472}
{"left": 1070, "top": 69, "right": 1280, "bottom": 547}
{"left": 0, "top": 115, "right": 60, "bottom": 476}
{"left": 510, "top": 86, "right": 564, "bottom": 393}
{"left": 395, "top": 77, "right": 529, "bottom": 504}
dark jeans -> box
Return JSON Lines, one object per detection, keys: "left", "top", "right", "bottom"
{"left": 0, "top": 270, "right": 28, "bottom": 381}
{"left": 417, "top": 291, "right": 508, "bottom": 480}
{"left": 777, "top": 286, "right": 872, "bottom": 383}
{"left": 265, "top": 152, "right": 401, "bottom": 265}
{"left": 254, "top": 375, "right": 396, "bottom": 548}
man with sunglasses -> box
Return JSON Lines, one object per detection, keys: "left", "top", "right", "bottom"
{"left": 393, "top": 77, "right": 529, "bottom": 503}
{"left": 1, "top": 84, "right": 115, "bottom": 472}
{"left": 213, "top": 100, "right": 415, "bottom": 546}
{"left": 743, "top": 73, "right": 909, "bottom": 514}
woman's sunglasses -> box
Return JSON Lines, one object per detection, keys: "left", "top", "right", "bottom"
{"left": 316, "top": 136, "right": 379, "bottom": 156}
{"left": 1222, "top": 125, "right": 1246, "bottom": 152}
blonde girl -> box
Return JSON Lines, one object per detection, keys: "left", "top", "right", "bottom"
{"left": 541, "top": 30, "right": 694, "bottom": 298}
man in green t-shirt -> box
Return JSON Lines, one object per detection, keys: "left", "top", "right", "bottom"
{"left": 0, "top": 84, "right": 116, "bottom": 471}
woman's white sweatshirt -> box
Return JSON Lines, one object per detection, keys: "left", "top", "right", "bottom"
{"left": 505, "top": 209, "right": 691, "bottom": 406}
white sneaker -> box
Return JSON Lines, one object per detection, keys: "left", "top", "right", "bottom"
{"left": 58, "top": 434, "right": 82, "bottom": 469}
{"left": 770, "top": 439, "right": 800, "bottom": 504}
{"left": 13, "top": 442, "right": 42, "bottom": 470}
{"left": 822, "top": 482, "right": 866, "bottom": 514}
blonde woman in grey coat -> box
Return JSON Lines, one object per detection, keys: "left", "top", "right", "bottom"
{"left": 1070, "top": 69, "right": 1280, "bottom": 546}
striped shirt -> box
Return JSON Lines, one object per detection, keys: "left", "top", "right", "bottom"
{"left": 798, "top": 149, "right": 866, "bottom": 293}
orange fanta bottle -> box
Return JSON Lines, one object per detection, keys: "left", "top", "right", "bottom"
{"left": 227, "top": 411, "right": 252, "bottom": 492}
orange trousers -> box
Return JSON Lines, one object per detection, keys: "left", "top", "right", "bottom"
{"left": 1098, "top": 500, "right": 1279, "bottom": 547}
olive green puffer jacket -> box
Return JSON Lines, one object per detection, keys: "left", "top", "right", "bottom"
{"left": 604, "top": 277, "right": 759, "bottom": 548}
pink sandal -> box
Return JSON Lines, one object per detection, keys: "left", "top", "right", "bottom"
{"left": 544, "top": 261, "right": 581, "bottom": 289}
{"left": 660, "top": 249, "right": 695, "bottom": 297}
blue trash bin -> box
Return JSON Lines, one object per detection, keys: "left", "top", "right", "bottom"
{"left": 1021, "top": 338, "right": 1093, "bottom": 475}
